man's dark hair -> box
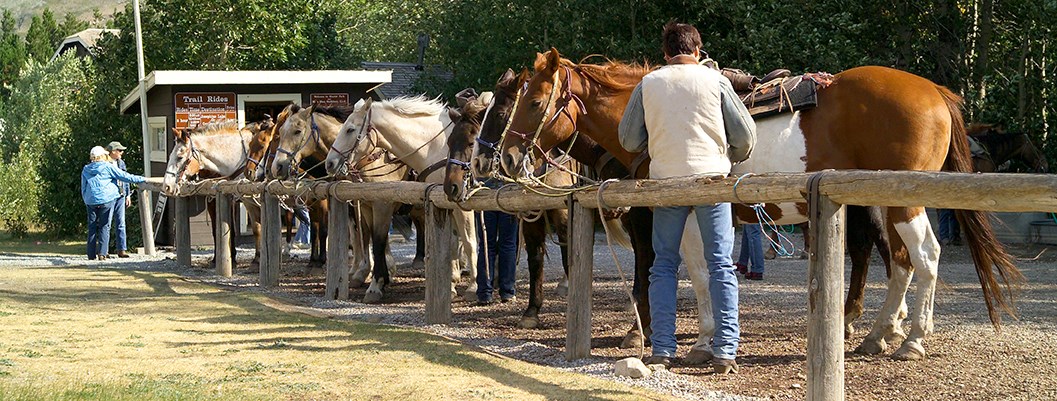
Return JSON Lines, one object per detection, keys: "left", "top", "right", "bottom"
{"left": 661, "top": 20, "right": 702, "bottom": 57}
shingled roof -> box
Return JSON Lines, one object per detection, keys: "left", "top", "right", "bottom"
{"left": 361, "top": 61, "right": 452, "bottom": 98}
{"left": 51, "top": 28, "right": 119, "bottom": 61}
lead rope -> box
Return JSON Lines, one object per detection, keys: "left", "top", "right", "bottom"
{"left": 732, "top": 173, "right": 796, "bottom": 256}
{"left": 596, "top": 179, "right": 645, "bottom": 359}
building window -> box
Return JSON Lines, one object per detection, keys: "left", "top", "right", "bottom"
{"left": 149, "top": 117, "right": 167, "bottom": 162}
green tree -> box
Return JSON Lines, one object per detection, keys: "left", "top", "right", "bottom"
{"left": 25, "top": 8, "right": 61, "bottom": 64}
{"left": 0, "top": 9, "right": 25, "bottom": 95}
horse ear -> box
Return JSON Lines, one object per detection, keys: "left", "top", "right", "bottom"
{"left": 172, "top": 128, "right": 185, "bottom": 141}
{"left": 518, "top": 68, "right": 532, "bottom": 84}
{"left": 354, "top": 98, "right": 366, "bottom": 110}
{"left": 289, "top": 103, "right": 301, "bottom": 114}
{"left": 497, "top": 68, "right": 516, "bottom": 86}
{"left": 533, "top": 52, "right": 548, "bottom": 73}
{"left": 448, "top": 107, "right": 462, "bottom": 122}
{"left": 544, "top": 47, "right": 562, "bottom": 73}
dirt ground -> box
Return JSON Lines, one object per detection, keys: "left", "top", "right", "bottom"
{"left": 197, "top": 231, "right": 1057, "bottom": 401}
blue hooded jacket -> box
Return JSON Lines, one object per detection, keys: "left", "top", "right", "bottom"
{"left": 81, "top": 161, "right": 145, "bottom": 206}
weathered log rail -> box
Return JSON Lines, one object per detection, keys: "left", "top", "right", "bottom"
{"left": 137, "top": 170, "right": 1057, "bottom": 401}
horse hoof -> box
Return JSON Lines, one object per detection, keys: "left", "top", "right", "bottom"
{"left": 844, "top": 324, "right": 855, "bottom": 339}
{"left": 891, "top": 341, "right": 926, "bottom": 361}
{"left": 620, "top": 331, "right": 645, "bottom": 349}
{"left": 411, "top": 258, "right": 425, "bottom": 270}
{"left": 463, "top": 291, "right": 478, "bottom": 303}
{"left": 683, "top": 348, "right": 714, "bottom": 365}
{"left": 854, "top": 337, "right": 887, "bottom": 355}
{"left": 555, "top": 283, "right": 568, "bottom": 298}
{"left": 350, "top": 278, "right": 366, "bottom": 288}
{"left": 363, "top": 291, "right": 383, "bottom": 304}
{"left": 884, "top": 331, "right": 907, "bottom": 345}
{"left": 517, "top": 316, "right": 540, "bottom": 329}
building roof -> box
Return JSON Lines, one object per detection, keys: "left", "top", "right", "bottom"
{"left": 120, "top": 70, "right": 393, "bottom": 114}
{"left": 361, "top": 61, "right": 452, "bottom": 98}
{"left": 51, "top": 28, "right": 119, "bottom": 61}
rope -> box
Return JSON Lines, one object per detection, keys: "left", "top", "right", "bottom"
{"left": 732, "top": 173, "right": 796, "bottom": 257}
{"left": 595, "top": 179, "right": 645, "bottom": 359}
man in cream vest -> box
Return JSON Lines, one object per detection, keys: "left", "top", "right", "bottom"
{"left": 619, "top": 21, "right": 756, "bottom": 373}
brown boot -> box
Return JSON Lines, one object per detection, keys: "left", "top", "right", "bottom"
{"left": 117, "top": 251, "right": 130, "bottom": 258}
{"left": 712, "top": 357, "right": 739, "bottom": 374}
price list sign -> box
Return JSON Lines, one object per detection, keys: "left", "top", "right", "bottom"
{"left": 175, "top": 92, "right": 236, "bottom": 129}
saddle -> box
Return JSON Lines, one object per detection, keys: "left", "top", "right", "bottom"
{"left": 720, "top": 68, "right": 833, "bottom": 119}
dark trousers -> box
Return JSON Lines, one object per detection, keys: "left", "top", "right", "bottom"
{"left": 475, "top": 211, "right": 519, "bottom": 301}
{"left": 87, "top": 202, "right": 115, "bottom": 259}
{"left": 111, "top": 196, "right": 127, "bottom": 252}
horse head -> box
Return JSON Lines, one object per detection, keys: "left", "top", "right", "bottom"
{"left": 271, "top": 103, "right": 319, "bottom": 179}
{"left": 471, "top": 68, "right": 528, "bottom": 180}
{"left": 325, "top": 98, "right": 377, "bottom": 178}
{"left": 444, "top": 94, "right": 490, "bottom": 202}
{"left": 499, "top": 48, "right": 581, "bottom": 179}
{"left": 162, "top": 127, "right": 202, "bottom": 195}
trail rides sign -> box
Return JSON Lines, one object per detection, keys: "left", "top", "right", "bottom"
{"left": 311, "top": 93, "right": 350, "bottom": 107}
{"left": 175, "top": 92, "right": 236, "bottom": 129}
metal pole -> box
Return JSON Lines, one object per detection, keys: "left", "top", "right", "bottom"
{"left": 133, "top": 0, "right": 151, "bottom": 179}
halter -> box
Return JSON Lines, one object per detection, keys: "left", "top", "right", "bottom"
{"left": 164, "top": 134, "right": 204, "bottom": 181}
{"left": 330, "top": 103, "right": 455, "bottom": 182}
{"left": 504, "top": 66, "right": 586, "bottom": 173}
{"left": 275, "top": 110, "right": 327, "bottom": 168}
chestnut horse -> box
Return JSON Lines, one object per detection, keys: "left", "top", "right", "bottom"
{"left": 500, "top": 49, "right": 1021, "bottom": 360}
{"left": 461, "top": 68, "right": 714, "bottom": 359}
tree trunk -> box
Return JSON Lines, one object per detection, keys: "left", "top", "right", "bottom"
{"left": 973, "top": 0, "right": 993, "bottom": 116}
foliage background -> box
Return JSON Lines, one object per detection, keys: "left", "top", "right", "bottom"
{"left": 0, "top": 0, "right": 1054, "bottom": 240}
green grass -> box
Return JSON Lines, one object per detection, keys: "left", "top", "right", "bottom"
{"left": 0, "top": 230, "right": 85, "bottom": 255}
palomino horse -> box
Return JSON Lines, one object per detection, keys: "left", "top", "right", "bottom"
{"left": 325, "top": 96, "right": 479, "bottom": 303}
{"left": 270, "top": 103, "right": 420, "bottom": 298}
{"left": 500, "top": 49, "right": 1021, "bottom": 360}
{"left": 968, "top": 124, "right": 1049, "bottom": 173}
{"left": 462, "top": 68, "right": 712, "bottom": 357}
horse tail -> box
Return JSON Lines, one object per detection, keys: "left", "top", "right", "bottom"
{"left": 603, "top": 216, "right": 634, "bottom": 250}
{"left": 938, "top": 85, "right": 1024, "bottom": 328}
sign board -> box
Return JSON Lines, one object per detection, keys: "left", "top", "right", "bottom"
{"left": 175, "top": 92, "right": 236, "bottom": 129}
{"left": 310, "top": 93, "right": 350, "bottom": 107}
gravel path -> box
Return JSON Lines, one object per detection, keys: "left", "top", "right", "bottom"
{"left": 3, "top": 228, "right": 1055, "bottom": 400}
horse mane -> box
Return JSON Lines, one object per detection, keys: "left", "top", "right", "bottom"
{"left": 190, "top": 120, "right": 241, "bottom": 136}
{"left": 312, "top": 105, "right": 357, "bottom": 122}
{"left": 560, "top": 58, "right": 654, "bottom": 92}
{"left": 381, "top": 95, "right": 447, "bottom": 117}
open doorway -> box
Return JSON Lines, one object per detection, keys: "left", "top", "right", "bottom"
{"left": 236, "top": 94, "right": 302, "bottom": 237}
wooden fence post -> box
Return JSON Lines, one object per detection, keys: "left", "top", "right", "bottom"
{"left": 807, "top": 174, "right": 845, "bottom": 401}
{"left": 566, "top": 199, "right": 595, "bottom": 360}
{"left": 326, "top": 194, "right": 350, "bottom": 300}
{"left": 138, "top": 189, "right": 156, "bottom": 256}
{"left": 424, "top": 200, "right": 453, "bottom": 324}
{"left": 214, "top": 194, "right": 233, "bottom": 277}
{"left": 261, "top": 193, "right": 281, "bottom": 288}
{"left": 174, "top": 196, "right": 191, "bottom": 267}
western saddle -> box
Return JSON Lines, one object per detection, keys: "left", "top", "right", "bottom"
{"left": 705, "top": 59, "right": 833, "bottom": 119}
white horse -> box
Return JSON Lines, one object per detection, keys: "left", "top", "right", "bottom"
{"left": 325, "top": 96, "right": 479, "bottom": 303}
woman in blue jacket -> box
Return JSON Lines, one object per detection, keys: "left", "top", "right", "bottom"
{"left": 81, "top": 146, "right": 145, "bottom": 260}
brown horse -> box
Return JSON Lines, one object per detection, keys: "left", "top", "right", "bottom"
{"left": 499, "top": 49, "right": 1021, "bottom": 360}
{"left": 967, "top": 124, "right": 1049, "bottom": 173}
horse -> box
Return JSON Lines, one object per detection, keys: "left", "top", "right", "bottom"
{"left": 324, "top": 96, "right": 480, "bottom": 304}
{"left": 458, "top": 68, "right": 716, "bottom": 359}
{"left": 967, "top": 124, "right": 1049, "bottom": 173}
{"left": 499, "top": 49, "right": 1021, "bottom": 360}
{"left": 270, "top": 103, "right": 420, "bottom": 298}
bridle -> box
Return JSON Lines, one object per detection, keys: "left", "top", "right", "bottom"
{"left": 164, "top": 134, "right": 204, "bottom": 183}
{"left": 503, "top": 66, "right": 585, "bottom": 176}
{"left": 275, "top": 110, "right": 327, "bottom": 170}
{"left": 330, "top": 102, "right": 456, "bottom": 182}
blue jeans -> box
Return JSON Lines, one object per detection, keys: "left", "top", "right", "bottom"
{"left": 87, "top": 202, "right": 115, "bottom": 259}
{"left": 476, "top": 211, "right": 519, "bottom": 301}
{"left": 293, "top": 206, "right": 311, "bottom": 244}
{"left": 737, "top": 224, "right": 765, "bottom": 274}
{"left": 650, "top": 204, "right": 739, "bottom": 360}
{"left": 111, "top": 196, "right": 127, "bottom": 252}
{"left": 938, "top": 209, "right": 959, "bottom": 241}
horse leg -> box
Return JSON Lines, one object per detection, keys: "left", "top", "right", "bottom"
{"left": 844, "top": 205, "right": 873, "bottom": 338}
{"left": 283, "top": 210, "right": 293, "bottom": 258}
{"left": 518, "top": 217, "right": 547, "bottom": 329}
{"left": 856, "top": 210, "right": 915, "bottom": 355}
{"left": 621, "top": 206, "right": 654, "bottom": 349}
{"left": 246, "top": 202, "right": 262, "bottom": 273}
{"left": 349, "top": 203, "right": 374, "bottom": 288}
{"left": 551, "top": 209, "right": 571, "bottom": 298}
{"left": 454, "top": 210, "right": 479, "bottom": 302}
{"left": 681, "top": 213, "right": 715, "bottom": 365}
{"left": 363, "top": 202, "right": 395, "bottom": 303}
{"left": 411, "top": 206, "right": 426, "bottom": 270}
{"left": 889, "top": 208, "right": 939, "bottom": 360}
{"left": 311, "top": 200, "right": 328, "bottom": 266}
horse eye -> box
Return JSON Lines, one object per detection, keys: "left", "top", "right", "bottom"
{"left": 531, "top": 100, "right": 542, "bottom": 109}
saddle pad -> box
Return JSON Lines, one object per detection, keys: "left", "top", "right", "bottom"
{"left": 741, "top": 75, "right": 819, "bottom": 119}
